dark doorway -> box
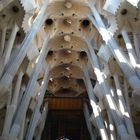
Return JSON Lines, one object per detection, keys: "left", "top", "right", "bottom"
{"left": 41, "top": 110, "right": 91, "bottom": 140}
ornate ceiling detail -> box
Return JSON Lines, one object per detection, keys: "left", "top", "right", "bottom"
{"left": 0, "top": 0, "right": 140, "bottom": 139}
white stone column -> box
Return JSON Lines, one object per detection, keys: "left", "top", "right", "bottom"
{"left": 4, "top": 23, "right": 19, "bottom": 66}
{"left": 19, "top": 114, "right": 26, "bottom": 140}
{"left": 109, "top": 86, "right": 119, "bottom": 110}
{"left": 35, "top": 103, "right": 48, "bottom": 140}
{"left": 83, "top": 103, "right": 96, "bottom": 140}
{"left": 86, "top": 39, "right": 129, "bottom": 139}
{"left": 121, "top": 30, "right": 137, "bottom": 63}
{"left": 133, "top": 33, "right": 140, "bottom": 60}
{"left": 121, "top": 30, "right": 140, "bottom": 78}
{"left": 17, "top": 85, "right": 26, "bottom": 107}
{"left": 83, "top": 68, "right": 109, "bottom": 140}
{"left": 123, "top": 79, "right": 130, "bottom": 113}
{"left": 25, "top": 108, "right": 41, "bottom": 140}
{"left": 0, "top": 23, "right": 19, "bottom": 78}
{"left": 12, "top": 70, "right": 24, "bottom": 107}
{"left": 113, "top": 75, "right": 135, "bottom": 136}
{"left": 2, "top": 105, "right": 15, "bottom": 136}
{"left": 0, "top": 2, "right": 49, "bottom": 93}
{"left": 88, "top": 4, "right": 140, "bottom": 95}
{"left": 107, "top": 111, "right": 117, "bottom": 140}
{"left": 2, "top": 70, "right": 23, "bottom": 136}
{"left": 23, "top": 118, "right": 30, "bottom": 139}
{"left": 10, "top": 38, "right": 49, "bottom": 138}
{"left": 25, "top": 64, "right": 50, "bottom": 140}
{"left": 7, "top": 84, "right": 12, "bottom": 106}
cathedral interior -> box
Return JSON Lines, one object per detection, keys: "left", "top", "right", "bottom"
{"left": 0, "top": 0, "right": 140, "bottom": 140}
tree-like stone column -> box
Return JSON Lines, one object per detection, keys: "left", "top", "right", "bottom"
{"left": 113, "top": 75, "right": 135, "bottom": 136}
{"left": 107, "top": 110, "right": 117, "bottom": 140}
{"left": 88, "top": 3, "right": 140, "bottom": 95}
{"left": 9, "top": 38, "right": 50, "bottom": 138}
{"left": 0, "top": 1, "right": 49, "bottom": 94}
{"left": 83, "top": 68, "right": 109, "bottom": 140}
{"left": 86, "top": 39, "right": 129, "bottom": 139}
{"left": 121, "top": 30, "right": 140, "bottom": 78}
{"left": 25, "top": 64, "right": 50, "bottom": 140}
{"left": 0, "top": 23, "right": 19, "bottom": 78}
{"left": 2, "top": 70, "right": 23, "bottom": 136}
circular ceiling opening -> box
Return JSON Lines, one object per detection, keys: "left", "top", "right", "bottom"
{"left": 79, "top": 51, "right": 87, "bottom": 58}
{"left": 45, "top": 19, "right": 53, "bottom": 26}
{"left": 48, "top": 50, "right": 53, "bottom": 56}
{"left": 12, "top": 6, "right": 19, "bottom": 13}
{"left": 82, "top": 19, "right": 90, "bottom": 28}
{"left": 121, "top": 9, "right": 127, "bottom": 15}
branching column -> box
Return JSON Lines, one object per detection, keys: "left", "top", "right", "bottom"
{"left": 0, "top": 2, "right": 49, "bottom": 93}
{"left": 121, "top": 30, "right": 140, "bottom": 78}
{"left": 2, "top": 70, "right": 23, "bottom": 136}
{"left": 10, "top": 38, "right": 50, "bottom": 138}
{"left": 88, "top": 3, "right": 140, "bottom": 95}
{"left": 0, "top": 23, "right": 19, "bottom": 78}
{"left": 83, "top": 68, "right": 109, "bottom": 140}
{"left": 113, "top": 75, "right": 135, "bottom": 136}
{"left": 86, "top": 39, "right": 129, "bottom": 139}
{"left": 25, "top": 64, "right": 50, "bottom": 140}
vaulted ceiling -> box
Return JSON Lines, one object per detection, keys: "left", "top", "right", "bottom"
{"left": 0, "top": 0, "right": 140, "bottom": 140}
